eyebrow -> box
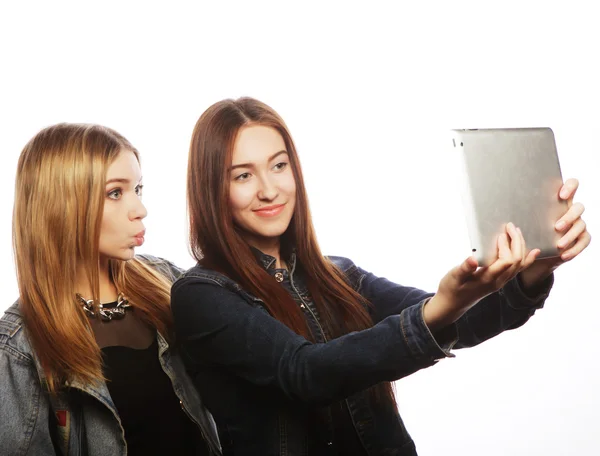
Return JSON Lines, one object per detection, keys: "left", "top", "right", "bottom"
{"left": 230, "top": 150, "right": 288, "bottom": 171}
{"left": 105, "top": 177, "right": 143, "bottom": 185}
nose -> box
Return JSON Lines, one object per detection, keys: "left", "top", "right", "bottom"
{"left": 257, "top": 174, "right": 278, "bottom": 201}
{"left": 129, "top": 196, "right": 148, "bottom": 221}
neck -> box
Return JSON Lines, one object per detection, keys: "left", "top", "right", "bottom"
{"left": 75, "top": 256, "right": 118, "bottom": 302}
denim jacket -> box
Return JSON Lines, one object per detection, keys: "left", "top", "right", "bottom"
{"left": 0, "top": 255, "right": 221, "bottom": 456}
{"left": 171, "top": 251, "right": 553, "bottom": 456}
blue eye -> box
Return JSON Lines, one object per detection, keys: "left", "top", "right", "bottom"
{"left": 135, "top": 184, "right": 144, "bottom": 197}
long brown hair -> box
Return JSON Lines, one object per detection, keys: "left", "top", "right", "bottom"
{"left": 188, "top": 97, "right": 395, "bottom": 404}
{"left": 13, "top": 123, "right": 173, "bottom": 393}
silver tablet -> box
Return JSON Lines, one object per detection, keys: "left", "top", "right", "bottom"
{"left": 451, "top": 127, "right": 567, "bottom": 266}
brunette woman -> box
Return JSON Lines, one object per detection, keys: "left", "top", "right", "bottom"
{"left": 172, "top": 98, "right": 590, "bottom": 455}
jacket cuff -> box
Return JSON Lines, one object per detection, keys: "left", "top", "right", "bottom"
{"left": 400, "top": 299, "right": 456, "bottom": 361}
{"left": 503, "top": 273, "right": 554, "bottom": 310}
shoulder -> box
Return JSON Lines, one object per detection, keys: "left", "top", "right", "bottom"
{"left": 325, "top": 256, "right": 368, "bottom": 291}
{"left": 326, "top": 255, "right": 358, "bottom": 273}
{"left": 0, "top": 302, "right": 36, "bottom": 365}
{"left": 172, "top": 265, "right": 263, "bottom": 310}
{"left": 174, "top": 263, "right": 241, "bottom": 291}
{"left": 134, "top": 253, "right": 185, "bottom": 283}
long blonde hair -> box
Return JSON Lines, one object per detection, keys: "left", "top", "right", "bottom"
{"left": 13, "top": 123, "right": 173, "bottom": 393}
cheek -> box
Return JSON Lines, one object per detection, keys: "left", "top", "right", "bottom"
{"left": 281, "top": 173, "right": 296, "bottom": 199}
{"left": 100, "top": 201, "right": 123, "bottom": 240}
{"left": 99, "top": 206, "right": 118, "bottom": 240}
{"left": 229, "top": 184, "right": 255, "bottom": 212}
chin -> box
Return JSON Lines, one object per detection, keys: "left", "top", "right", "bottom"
{"left": 257, "top": 222, "right": 292, "bottom": 236}
{"left": 251, "top": 225, "right": 288, "bottom": 238}
{"left": 102, "top": 249, "right": 136, "bottom": 262}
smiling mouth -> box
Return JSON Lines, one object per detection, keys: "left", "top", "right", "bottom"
{"left": 253, "top": 204, "right": 285, "bottom": 217}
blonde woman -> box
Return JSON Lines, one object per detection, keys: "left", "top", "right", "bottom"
{"left": 0, "top": 124, "right": 220, "bottom": 455}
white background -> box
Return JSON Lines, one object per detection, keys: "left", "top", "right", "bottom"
{"left": 1, "top": 1, "right": 597, "bottom": 455}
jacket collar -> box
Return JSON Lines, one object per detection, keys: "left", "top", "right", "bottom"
{"left": 250, "top": 246, "right": 297, "bottom": 272}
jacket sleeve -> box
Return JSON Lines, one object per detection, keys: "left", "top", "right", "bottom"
{"left": 451, "top": 273, "right": 553, "bottom": 349}
{"left": 351, "top": 260, "right": 553, "bottom": 350}
{"left": 171, "top": 277, "right": 451, "bottom": 406}
{"left": 0, "top": 349, "right": 57, "bottom": 455}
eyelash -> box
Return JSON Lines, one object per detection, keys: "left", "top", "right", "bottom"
{"left": 106, "top": 184, "right": 143, "bottom": 200}
{"left": 233, "top": 162, "right": 288, "bottom": 181}
{"left": 234, "top": 173, "right": 251, "bottom": 182}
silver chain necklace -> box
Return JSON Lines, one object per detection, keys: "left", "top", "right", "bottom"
{"left": 76, "top": 292, "right": 131, "bottom": 321}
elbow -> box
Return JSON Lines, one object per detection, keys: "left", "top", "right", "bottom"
{"left": 275, "top": 345, "right": 344, "bottom": 406}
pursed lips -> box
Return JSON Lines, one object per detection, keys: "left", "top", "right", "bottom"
{"left": 132, "top": 229, "right": 146, "bottom": 246}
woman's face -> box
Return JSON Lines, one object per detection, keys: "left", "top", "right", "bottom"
{"left": 99, "top": 149, "right": 147, "bottom": 261}
{"left": 229, "top": 125, "right": 296, "bottom": 249}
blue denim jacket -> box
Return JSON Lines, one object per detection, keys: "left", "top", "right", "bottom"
{"left": 171, "top": 251, "right": 553, "bottom": 456}
{"left": 0, "top": 255, "right": 221, "bottom": 456}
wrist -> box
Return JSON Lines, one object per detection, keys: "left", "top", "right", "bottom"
{"left": 423, "top": 294, "right": 465, "bottom": 332}
{"left": 519, "top": 262, "right": 556, "bottom": 291}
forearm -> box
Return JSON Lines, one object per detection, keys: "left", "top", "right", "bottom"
{"left": 174, "top": 280, "right": 455, "bottom": 406}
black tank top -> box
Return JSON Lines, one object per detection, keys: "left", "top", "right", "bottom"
{"left": 102, "top": 338, "right": 209, "bottom": 456}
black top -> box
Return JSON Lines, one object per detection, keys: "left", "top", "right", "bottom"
{"left": 102, "top": 337, "right": 209, "bottom": 456}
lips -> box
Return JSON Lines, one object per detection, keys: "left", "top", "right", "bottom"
{"left": 253, "top": 204, "right": 285, "bottom": 217}
{"left": 133, "top": 230, "right": 146, "bottom": 247}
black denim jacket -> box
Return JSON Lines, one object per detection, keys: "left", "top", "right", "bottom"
{"left": 171, "top": 251, "right": 553, "bottom": 456}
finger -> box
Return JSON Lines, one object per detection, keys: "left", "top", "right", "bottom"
{"left": 559, "top": 178, "right": 579, "bottom": 201}
{"left": 475, "top": 233, "right": 512, "bottom": 281}
{"left": 560, "top": 231, "right": 592, "bottom": 261}
{"left": 522, "top": 248, "right": 541, "bottom": 269}
{"left": 494, "top": 266, "right": 521, "bottom": 288}
{"left": 555, "top": 202, "right": 585, "bottom": 232}
{"left": 506, "top": 223, "right": 523, "bottom": 263}
{"left": 476, "top": 253, "right": 513, "bottom": 281}
{"left": 481, "top": 224, "right": 525, "bottom": 283}
{"left": 474, "top": 226, "right": 521, "bottom": 282}
{"left": 516, "top": 227, "right": 526, "bottom": 264}
{"left": 497, "top": 230, "right": 512, "bottom": 259}
{"left": 499, "top": 237, "right": 536, "bottom": 282}
{"left": 486, "top": 254, "right": 526, "bottom": 288}
{"left": 454, "top": 256, "right": 479, "bottom": 282}
{"left": 502, "top": 225, "right": 525, "bottom": 279}
{"left": 557, "top": 218, "right": 587, "bottom": 249}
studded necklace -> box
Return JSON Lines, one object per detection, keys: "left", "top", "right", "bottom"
{"left": 76, "top": 292, "right": 132, "bottom": 321}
